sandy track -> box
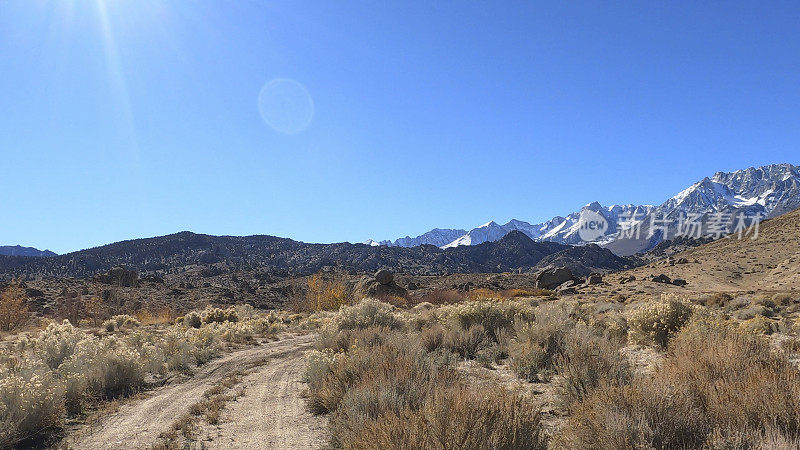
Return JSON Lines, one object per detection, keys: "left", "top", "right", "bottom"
{"left": 196, "top": 339, "right": 327, "bottom": 449}
{"left": 68, "top": 334, "right": 322, "bottom": 450}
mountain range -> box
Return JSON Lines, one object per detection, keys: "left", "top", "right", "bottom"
{"left": 0, "top": 230, "right": 631, "bottom": 280}
{"left": 368, "top": 163, "right": 800, "bottom": 255}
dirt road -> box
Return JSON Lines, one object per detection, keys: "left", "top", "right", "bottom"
{"left": 195, "top": 340, "right": 327, "bottom": 449}
{"left": 68, "top": 334, "right": 326, "bottom": 449}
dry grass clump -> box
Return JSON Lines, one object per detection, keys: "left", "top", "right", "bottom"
{"left": 556, "top": 324, "right": 800, "bottom": 448}
{"left": 627, "top": 299, "right": 692, "bottom": 348}
{"left": 336, "top": 385, "right": 546, "bottom": 450}
{"left": 304, "top": 326, "right": 545, "bottom": 449}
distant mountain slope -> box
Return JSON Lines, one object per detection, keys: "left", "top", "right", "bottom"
{"left": 0, "top": 245, "right": 56, "bottom": 257}
{"left": 370, "top": 163, "right": 800, "bottom": 256}
{"left": 614, "top": 205, "right": 800, "bottom": 292}
{"left": 0, "top": 230, "right": 632, "bottom": 279}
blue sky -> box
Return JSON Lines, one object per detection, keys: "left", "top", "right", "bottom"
{"left": 1, "top": 1, "right": 799, "bottom": 254}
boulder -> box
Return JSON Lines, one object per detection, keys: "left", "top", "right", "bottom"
{"left": 676, "top": 257, "right": 689, "bottom": 264}
{"left": 619, "top": 275, "right": 636, "bottom": 284}
{"left": 355, "top": 275, "right": 407, "bottom": 299}
{"left": 672, "top": 279, "right": 687, "bottom": 287}
{"left": 407, "top": 282, "right": 419, "bottom": 290}
{"left": 585, "top": 273, "right": 603, "bottom": 286}
{"left": 375, "top": 269, "right": 394, "bottom": 285}
{"left": 536, "top": 267, "right": 575, "bottom": 290}
{"left": 650, "top": 274, "right": 672, "bottom": 284}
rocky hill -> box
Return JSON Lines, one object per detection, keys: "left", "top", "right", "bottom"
{"left": 0, "top": 245, "right": 56, "bottom": 257}
{"left": 0, "top": 230, "right": 633, "bottom": 280}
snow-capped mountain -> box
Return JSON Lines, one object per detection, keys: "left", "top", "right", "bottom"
{"left": 364, "top": 229, "right": 467, "bottom": 248}
{"left": 367, "top": 163, "right": 800, "bottom": 255}
{"left": 605, "top": 163, "right": 800, "bottom": 255}
{"left": 440, "top": 203, "right": 654, "bottom": 248}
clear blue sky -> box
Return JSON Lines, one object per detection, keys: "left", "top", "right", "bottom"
{"left": 2, "top": 1, "right": 799, "bottom": 254}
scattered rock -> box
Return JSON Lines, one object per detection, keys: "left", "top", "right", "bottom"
{"left": 619, "top": 275, "right": 636, "bottom": 284}
{"left": 676, "top": 257, "right": 689, "bottom": 264}
{"left": 672, "top": 278, "right": 687, "bottom": 287}
{"left": 375, "top": 269, "right": 394, "bottom": 285}
{"left": 650, "top": 274, "right": 672, "bottom": 284}
{"left": 406, "top": 282, "right": 419, "bottom": 290}
{"left": 536, "top": 267, "right": 575, "bottom": 290}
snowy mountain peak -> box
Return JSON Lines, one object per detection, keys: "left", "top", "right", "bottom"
{"left": 370, "top": 163, "right": 800, "bottom": 255}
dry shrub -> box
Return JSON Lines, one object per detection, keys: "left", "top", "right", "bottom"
{"left": 183, "top": 311, "right": 202, "bottom": 328}
{"left": 304, "top": 329, "right": 544, "bottom": 449}
{"left": 416, "top": 289, "right": 465, "bottom": 305}
{"left": 502, "top": 288, "right": 553, "bottom": 298}
{"left": 297, "top": 273, "right": 352, "bottom": 312}
{"left": 554, "top": 324, "right": 630, "bottom": 409}
{"left": 705, "top": 292, "right": 734, "bottom": 307}
{"left": 200, "top": 307, "right": 238, "bottom": 325}
{"left": 444, "top": 301, "right": 529, "bottom": 342}
{"left": 334, "top": 299, "right": 404, "bottom": 331}
{"left": 337, "top": 385, "right": 546, "bottom": 450}
{"left": 420, "top": 323, "right": 445, "bottom": 352}
{"left": 627, "top": 300, "right": 692, "bottom": 348}
{"left": 557, "top": 324, "right": 800, "bottom": 448}
{"left": 508, "top": 304, "right": 574, "bottom": 381}
{"left": 739, "top": 315, "right": 779, "bottom": 335}
{"left": 0, "top": 362, "right": 64, "bottom": 448}
{"left": 305, "top": 338, "right": 453, "bottom": 416}
{"left": 469, "top": 288, "right": 505, "bottom": 301}
{"left": 314, "top": 325, "right": 398, "bottom": 353}
{"left": 0, "top": 282, "right": 28, "bottom": 331}
{"left": 443, "top": 324, "right": 488, "bottom": 359}
{"left": 773, "top": 293, "right": 796, "bottom": 306}
{"left": 103, "top": 314, "right": 141, "bottom": 332}
{"left": 135, "top": 308, "right": 175, "bottom": 325}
